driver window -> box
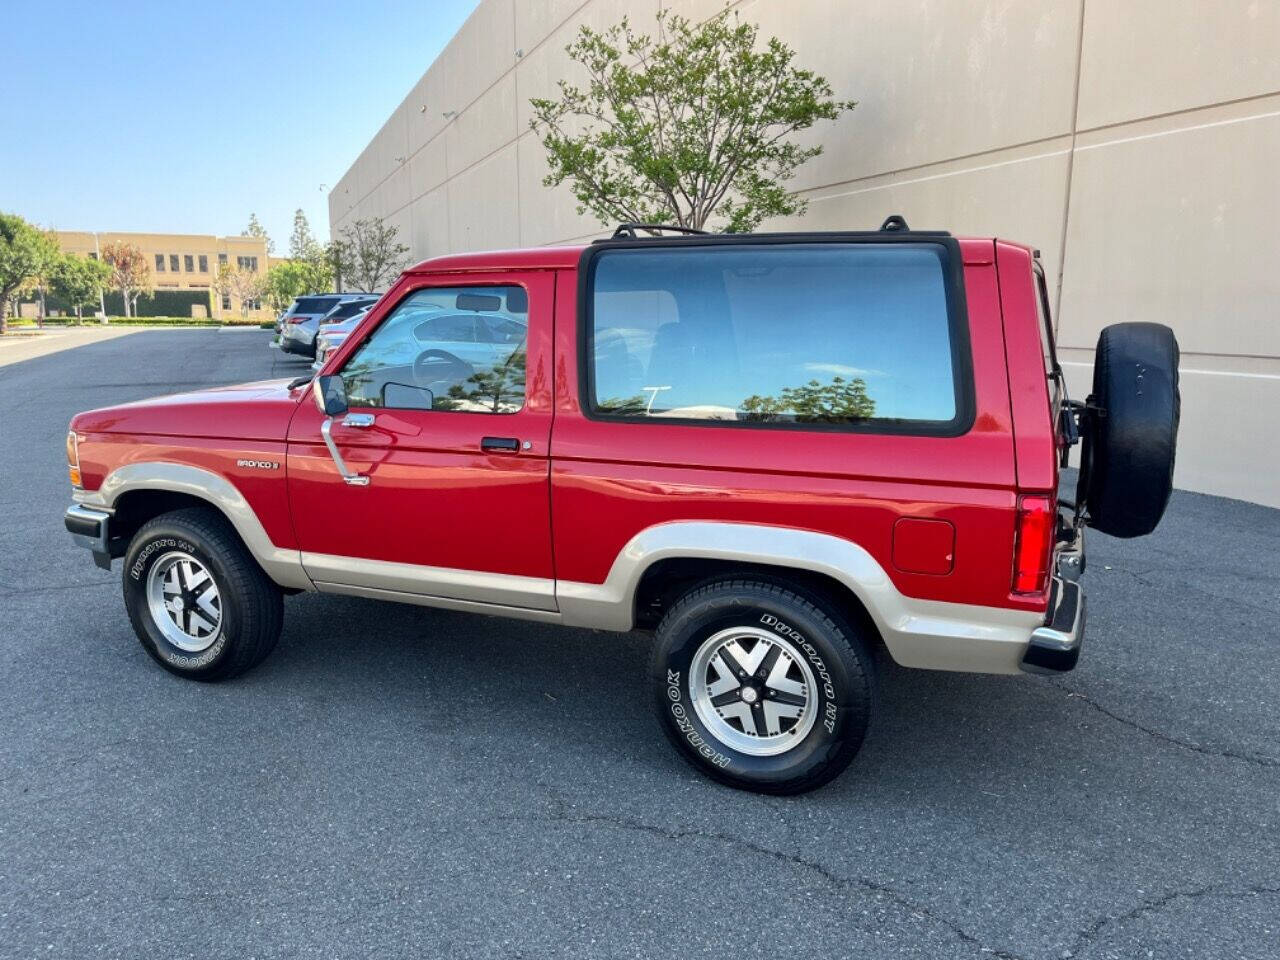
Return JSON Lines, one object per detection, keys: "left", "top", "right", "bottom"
{"left": 339, "top": 286, "right": 528, "bottom": 413}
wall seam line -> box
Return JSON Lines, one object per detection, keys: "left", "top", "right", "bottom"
{"left": 1054, "top": 0, "right": 1088, "bottom": 333}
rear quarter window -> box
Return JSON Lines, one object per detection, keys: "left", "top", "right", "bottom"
{"left": 584, "top": 242, "right": 971, "bottom": 434}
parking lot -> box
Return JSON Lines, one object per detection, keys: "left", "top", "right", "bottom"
{"left": 1, "top": 328, "right": 1277, "bottom": 959}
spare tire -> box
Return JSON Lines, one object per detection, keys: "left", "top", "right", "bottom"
{"left": 1078, "top": 322, "right": 1180, "bottom": 538}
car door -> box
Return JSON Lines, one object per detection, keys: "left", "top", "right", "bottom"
{"left": 286, "top": 271, "right": 557, "bottom": 612}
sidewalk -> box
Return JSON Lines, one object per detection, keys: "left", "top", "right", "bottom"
{"left": 0, "top": 326, "right": 140, "bottom": 368}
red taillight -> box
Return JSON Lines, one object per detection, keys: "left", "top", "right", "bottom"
{"left": 287, "top": 316, "right": 306, "bottom": 324}
{"left": 1012, "top": 495, "right": 1055, "bottom": 594}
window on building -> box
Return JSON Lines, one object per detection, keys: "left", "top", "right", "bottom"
{"left": 221, "top": 294, "right": 231, "bottom": 310}
{"left": 587, "top": 243, "right": 965, "bottom": 430}
{"left": 218, "top": 253, "right": 227, "bottom": 267}
{"left": 237, "top": 255, "right": 260, "bottom": 272}
{"left": 198, "top": 255, "right": 208, "bottom": 273}
{"left": 340, "top": 286, "right": 528, "bottom": 412}
{"left": 184, "top": 255, "right": 194, "bottom": 272}
{"left": 169, "top": 254, "right": 179, "bottom": 272}
{"left": 155, "top": 254, "right": 165, "bottom": 272}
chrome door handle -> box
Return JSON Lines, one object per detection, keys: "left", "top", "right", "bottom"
{"left": 342, "top": 412, "right": 375, "bottom": 428}
{"left": 320, "top": 417, "right": 369, "bottom": 486}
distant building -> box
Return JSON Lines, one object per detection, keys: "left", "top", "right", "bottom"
{"left": 45, "top": 231, "right": 274, "bottom": 319}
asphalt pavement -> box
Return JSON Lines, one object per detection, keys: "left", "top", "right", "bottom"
{"left": 1, "top": 329, "right": 1277, "bottom": 959}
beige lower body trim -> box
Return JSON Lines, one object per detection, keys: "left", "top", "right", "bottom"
{"left": 82, "top": 463, "right": 313, "bottom": 591}
{"left": 313, "top": 581, "right": 563, "bottom": 624}
{"left": 301, "top": 552, "right": 557, "bottom": 612}
{"left": 557, "top": 521, "right": 1042, "bottom": 675}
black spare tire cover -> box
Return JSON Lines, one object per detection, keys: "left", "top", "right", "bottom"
{"left": 1079, "top": 322, "right": 1180, "bottom": 538}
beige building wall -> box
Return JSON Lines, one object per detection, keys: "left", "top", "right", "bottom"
{"left": 330, "top": 0, "right": 1280, "bottom": 508}
{"left": 52, "top": 231, "right": 272, "bottom": 319}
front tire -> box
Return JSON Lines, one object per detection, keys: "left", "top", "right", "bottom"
{"left": 122, "top": 507, "right": 283, "bottom": 681}
{"left": 650, "top": 578, "right": 875, "bottom": 795}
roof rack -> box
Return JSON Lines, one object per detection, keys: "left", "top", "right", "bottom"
{"left": 610, "top": 222, "right": 710, "bottom": 239}
{"left": 879, "top": 214, "right": 910, "bottom": 232}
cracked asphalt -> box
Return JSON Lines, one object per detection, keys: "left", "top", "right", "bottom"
{"left": 1, "top": 329, "right": 1278, "bottom": 959}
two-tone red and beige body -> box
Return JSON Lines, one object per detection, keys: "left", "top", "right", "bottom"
{"left": 67, "top": 234, "right": 1082, "bottom": 675}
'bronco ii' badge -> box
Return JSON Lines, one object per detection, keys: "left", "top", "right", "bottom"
{"left": 236, "top": 459, "right": 279, "bottom": 470}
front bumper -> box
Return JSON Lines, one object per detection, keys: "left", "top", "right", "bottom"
{"left": 65, "top": 503, "right": 116, "bottom": 570}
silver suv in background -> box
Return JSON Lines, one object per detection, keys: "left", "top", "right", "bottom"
{"left": 275, "top": 294, "right": 377, "bottom": 358}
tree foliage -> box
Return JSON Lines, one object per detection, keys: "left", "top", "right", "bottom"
{"left": 289, "top": 208, "right": 320, "bottom": 260}
{"left": 741, "top": 376, "right": 875, "bottom": 423}
{"left": 530, "top": 9, "right": 854, "bottom": 233}
{"left": 243, "top": 213, "right": 274, "bottom": 254}
{"left": 264, "top": 257, "right": 333, "bottom": 312}
{"left": 213, "top": 263, "right": 266, "bottom": 317}
{"left": 433, "top": 350, "right": 527, "bottom": 413}
{"left": 100, "top": 241, "right": 152, "bottom": 319}
{"left": 50, "top": 253, "right": 112, "bottom": 322}
{"left": 0, "top": 212, "right": 59, "bottom": 332}
{"left": 334, "top": 217, "right": 410, "bottom": 292}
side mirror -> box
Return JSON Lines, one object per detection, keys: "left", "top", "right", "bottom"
{"left": 313, "top": 375, "right": 349, "bottom": 417}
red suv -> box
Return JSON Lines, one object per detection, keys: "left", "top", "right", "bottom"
{"left": 63, "top": 221, "right": 1180, "bottom": 794}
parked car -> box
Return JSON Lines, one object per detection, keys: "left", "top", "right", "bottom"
{"left": 276, "top": 294, "right": 376, "bottom": 358}
{"left": 312, "top": 305, "right": 374, "bottom": 371}
{"left": 62, "top": 220, "right": 1180, "bottom": 794}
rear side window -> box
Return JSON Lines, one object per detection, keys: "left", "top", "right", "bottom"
{"left": 294, "top": 296, "right": 339, "bottom": 315}
{"left": 585, "top": 242, "right": 969, "bottom": 432}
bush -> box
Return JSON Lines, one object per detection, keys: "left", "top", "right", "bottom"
{"left": 101, "top": 289, "right": 213, "bottom": 317}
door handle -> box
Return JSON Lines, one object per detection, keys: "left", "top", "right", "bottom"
{"left": 342, "top": 412, "right": 375, "bottom": 428}
{"left": 480, "top": 436, "right": 521, "bottom": 453}
{"left": 320, "top": 418, "right": 369, "bottom": 486}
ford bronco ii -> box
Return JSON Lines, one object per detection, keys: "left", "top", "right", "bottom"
{"left": 64, "top": 220, "right": 1181, "bottom": 794}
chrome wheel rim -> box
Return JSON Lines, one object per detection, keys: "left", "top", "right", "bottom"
{"left": 690, "top": 626, "right": 818, "bottom": 757}
{"left": 145, "top": 551, "right": 222, "bottom": 652}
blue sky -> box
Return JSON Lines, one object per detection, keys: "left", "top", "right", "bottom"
{"left": 1, "top": 0, "right": 479, "bottom": 249}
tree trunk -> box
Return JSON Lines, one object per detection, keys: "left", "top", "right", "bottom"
{"left": 0, "top": 295, "right": 8, "bottom": 336}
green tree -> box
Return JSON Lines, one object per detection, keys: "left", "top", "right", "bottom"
{"left": 264, "top": 257, "right": 333, "bottom": 312}
{"left": 334, "top": 217, "right": 410, "bottom": 292}
{"left": 50, "top": 253, "right": 112, "bottom": 324}
{"left": 530, "top": 9, "right": 854, "bottom": 233}
{"left": 289, "top": 208, "right": 320, "bottom": 260}
{"left": 242, "top": 213, "right": 274, "bottom": 254}
{"left": 741, "top": 376, "right": 876, "bottom": 423}
{"left": 0, "top": 213, "right": 59, "bottom": 333}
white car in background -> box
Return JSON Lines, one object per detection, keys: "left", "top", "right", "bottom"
{"left": 312, "top": 305, "right": 374, "bottom": 371}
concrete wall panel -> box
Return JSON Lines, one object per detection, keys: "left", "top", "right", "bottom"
{"left": 1058, "top": 104, "right": 1280, "bottom": 357}
{"left": 1077, "top": 0, "right": 1280, "bottom": 130}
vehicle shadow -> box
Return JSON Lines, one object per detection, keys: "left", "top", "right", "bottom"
{"left": 250, "top": 590, "right": 1199, "bottom": 808}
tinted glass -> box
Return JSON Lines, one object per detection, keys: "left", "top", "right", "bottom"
{"left": 329, "top": 299, "right": 375, "bottom": 319}
{"left": 341, "top": 286, "right": 528, "bottom": 413}
{"left": 589, "top": 243, "right": 962, "bottom": 428}
{"left": 293, "top": 296, "right": 340, "bottom": 315}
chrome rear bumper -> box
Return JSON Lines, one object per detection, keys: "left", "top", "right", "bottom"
{"left": 1020, "top": 576, "right": 1085, "bottom": 674}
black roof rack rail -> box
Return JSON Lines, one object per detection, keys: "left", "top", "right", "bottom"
{"left": 880, "top": 214, "right": 910, "bottom": 232}
{"left": 610, "top": 222, "right": 710, "bottom": 239}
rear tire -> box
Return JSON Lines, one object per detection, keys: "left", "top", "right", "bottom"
{"left": 122, "top": 507, "right": 283, "bottom": 681}
{"left": 1079, "top": 322, "right": 1181, "bottom": 538}
{"left": 650, "top": 578, "right": 875, "bottom": 795}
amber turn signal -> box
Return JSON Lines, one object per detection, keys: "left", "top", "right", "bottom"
{"left": 66, "top": 430, "right": 82, "bottom": 488}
